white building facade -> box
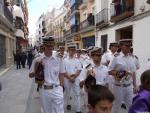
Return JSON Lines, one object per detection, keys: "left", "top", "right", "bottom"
{"left": 35, "top": 14, "right": 45, "bottom": 46}
{"left": 95, "top": 0, "right": 150, "bottom": 78}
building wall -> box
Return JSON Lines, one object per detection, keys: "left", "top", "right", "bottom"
{"left": 133, "top": 16, "right": 150, "bottom": 74}
{"left": 95, "top": 0, "right": 150, "bottom": 81}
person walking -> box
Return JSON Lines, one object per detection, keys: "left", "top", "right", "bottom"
{"left": 16, "top": 50, "right": 21, "bottom": 69}
{"left": 27, "top": 50, "right": 34, "bottom": 69}
{"left": 21, "top": 51, "right": 27, "bottom": 68}
{"left": 34, "top": 36, "right": 66, "bottom": 113}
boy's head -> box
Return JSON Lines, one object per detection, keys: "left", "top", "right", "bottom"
{"left": 88, "top": 85, "right": 114, "bottom": 113}
{"left": 140, "top": 69, "right": 150, "bottom": 90}
{"left": 85, "top": 75, "right": 96, "bottom": 90}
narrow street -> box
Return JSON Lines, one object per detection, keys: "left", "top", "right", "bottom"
{"left": 0, "top": 66, "right": 41, "bottom": 113}
{"left": 0, "top": 66, "right": 128, "bottom": 113}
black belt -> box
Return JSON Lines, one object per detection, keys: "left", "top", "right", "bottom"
{"left": 115, "top": 83, "right": 131, "bottom": 87}
{"left": 43, "top": 85, "right": 59, "bottom": 90}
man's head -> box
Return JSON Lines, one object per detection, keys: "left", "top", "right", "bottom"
{"left": 67, "top": 45, "right": 76, "bottom": 57}
{"left": 76, "top": 49, "right": 82, "bottom": 57}
{"left": 43, "top": 36, "right": 55, "bottom": 55}
{"left": 59, "top": 46, "right": 65, "bottom": 54}
{"left": 88, "top": 85, "right": 115, "bottom": 113}
{"left": 109, "top": 42, "right": 118, "bottom": 53}
{"left": 140, "top": 69, "right": 150, "bottom": 90}
{"left": 119, "top": 39, "right": 132, "bottom": 54}
{"left": 81, "top": 49, "right": 87, "bottom": 55}
{"left": 39, "top": 44, "right": 44, "bottom": 53}
{"left": 85, "top": 75, "right": 96, "bottom": 91}
{"left": 90, "top": 47, "right": 103, "bottom": 63}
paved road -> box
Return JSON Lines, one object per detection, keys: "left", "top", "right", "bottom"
{"left": 0, "top": 66, "right": 41, "bottom": 113}
{"left": 0, "top": 66, "right": 128, "bottom": 113}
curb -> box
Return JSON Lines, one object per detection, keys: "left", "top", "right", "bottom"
{"left": 0, "top": 65, "right": 14, "bottom": 77}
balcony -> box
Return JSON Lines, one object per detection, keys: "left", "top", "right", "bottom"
{"left": 96, "top": 8, "right": 109, "bottom": 28}
{"left": 15, "top": 29, "right": 24, "bottom": 38}
{"left": 13, "top": 5, "right": 24, "bottom": 22}
{"left": 80, "top": 14, "right": 94, "bottom": 32}
{"left": 110, "top": 0, "right": 134, "bottom": 23}
{"left": 79, "top": 0, "right": 87, "bottom": 9}
{"left": 3, "top": 4, "right": 13, "bottom": 24}
{"left": 64, "top": 29, "right": 71, "bottom": 37}
{"left": 71, "top": 24, "right": 79, "bottom": 33}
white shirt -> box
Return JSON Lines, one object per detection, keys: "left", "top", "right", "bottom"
{"left": 109, "top": 52, "right": 137, "bottom": 84}
{"left": 29, "top": 52, "right": 44, "bottom": 73}
{"left": 92, "top": 64, "right": 109, "bottom": 86}
{"left": 147, "top": 59, "right": 150, "bottom": 70}
{"left": 101, "top": 50, "right": 115, "bottom": 67}
{"left": 64, "top": 57, "right": 82, "bottom": 77}
{"left": 38, "top": 54, "right": 65, "bottom": 86}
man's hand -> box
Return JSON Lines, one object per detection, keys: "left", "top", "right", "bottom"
{"left": 79, "top": 81, "right": 84, "bottom": 88}
{"left": 29, "top": 73, "right": 35, "bottom": 78}
{"left": 69, "top": 76, "right": 75, "bottom": 83}
{"left": 87, "top": 69, "right": 96, "bottom": 77}
{"left": 133, "top": 86, "right": 138, "bottom": 94}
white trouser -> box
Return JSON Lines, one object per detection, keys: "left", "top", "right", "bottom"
{"left": 107, "top": 76, "right": 115, "bottom": 93}
{"left": 64, "top": 78, "right": 81, "bottom": 112}
{"left": 40, "top": 86, "right": 64, "bottom": 113}
{"left": 112, "top": 84, "right": 133, "bottom": 113}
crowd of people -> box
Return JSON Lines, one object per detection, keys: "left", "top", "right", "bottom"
{"left": 13, "top": 49, "right": 35, "bottom": 69}
{"left": 29, "top": 36, "right": 150, "bottom": 113}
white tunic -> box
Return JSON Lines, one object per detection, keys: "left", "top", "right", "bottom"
{"left": 37, "top": 54, "right": 65, "bottom": 86}
{"left": 92, "top": 64, "right": 109, "bottom": 86}
{"left": 64, "top": 57, "right": 82, "bottom": 76}
{"left": 109, "top": 52, "right": 137, "bottom": 84}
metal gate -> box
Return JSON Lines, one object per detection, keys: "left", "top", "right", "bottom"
{"left": 0, "top": 34, "right": 6, "bottom": 67}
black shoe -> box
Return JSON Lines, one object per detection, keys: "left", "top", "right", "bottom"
{"left": 66, "top": 105, "right": 71, "bottom": 110}
{"left": 76, "top": 112, "right": 82, "bottom": 113}
{"left": 121, "top": 103, "right": 126, "bottom": 109}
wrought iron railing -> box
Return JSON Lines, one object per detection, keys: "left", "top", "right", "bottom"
{"left": 3, "top": 4, "right": 13, "bottom": 24}
{"left": 96, "top": 8, "right": 109, "bottom": 25}
{"left": 110, "top": 0, "right": 134, "bottom": 17}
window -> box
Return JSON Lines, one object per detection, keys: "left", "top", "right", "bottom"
{"left": 70, "top": 0, "right": 76, "bottom": 7}
{"left": 70, "top": 15, "right": 76, "bottom": 26}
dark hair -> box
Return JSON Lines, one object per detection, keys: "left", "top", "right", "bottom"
{"left": 88, "top": 85, "right": 115, "bottom": 107}
{"left": 140, "top": 69, "right": 150, "bottom": 90}
{"left": 85, "top": 75, "right": 96, "bottom": 90}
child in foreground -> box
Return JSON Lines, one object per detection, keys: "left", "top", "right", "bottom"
{"left": 128, "top": 69, "right": 150, "bottom": 113}
{"left": 87, "top": 85, "right": 114, "bottom": 113}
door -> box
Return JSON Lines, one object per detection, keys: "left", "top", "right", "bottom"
{"left": 0, "top": 35, "right": 6, "bottom": 67}
{"left": 101, "top": 35, "right": 108, "bottom": 53}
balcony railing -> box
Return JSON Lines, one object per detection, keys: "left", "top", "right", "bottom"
{"left": 79, "top": 0, "right": 87, "bottom": 9}
{"left": 71, "top": 3, "right": 79, "bottom": 13}
{"left": 80, "top": 16, "right": 94, "bottom": 30}
{"left": 64, "top": 29, "right": 71, "bottom": 37}
{"left": 96, "top": 8, "right": 109, "bottom": 28}
{"left": 110, "top": 0, "right": 134, "bottom": 22}
{"left": 3, "top": 4, "right": 13, "bottom": 24}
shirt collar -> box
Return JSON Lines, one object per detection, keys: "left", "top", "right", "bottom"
{"left": 120, "top": 52, "right": 131, "bottom": 57}
{"left": 43, "top": 53, "right": 57, "bottom": 61}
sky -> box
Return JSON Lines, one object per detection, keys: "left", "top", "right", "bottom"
{"left": 27, "top": 0, "right": 64, "bottom": 36}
